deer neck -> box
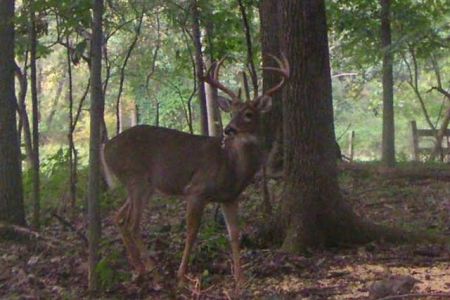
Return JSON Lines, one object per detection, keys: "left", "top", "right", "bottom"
{"left": 222, "top": 133, "right": 262, "bottom": 186}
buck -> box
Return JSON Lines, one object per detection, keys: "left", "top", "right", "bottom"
{"left": 101, "top": 55, "right": 289, "bottom": 285}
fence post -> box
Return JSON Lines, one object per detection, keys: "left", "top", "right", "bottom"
{"left": 348, "top": 131, "right": 355, "bottom": 162}
{"left": 411, "top": 120, "right": 419, "bottom": 161}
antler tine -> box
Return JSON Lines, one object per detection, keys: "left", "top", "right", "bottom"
{"left": 203, "top": 56, "right": 239, "bottom": 101}
{"left": 213, "top": 56, "right": 227, "bottom": 80}
{"left": 261, "top": 53, "right": 290, "bottom": 96}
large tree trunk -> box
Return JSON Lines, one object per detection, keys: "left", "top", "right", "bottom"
{"left": 380, "top": 0, "right": 395, "bottom": 167}
{"left": 29, "top": 0, "right": 41, "bottom": 229}
{"left": 0, "top": 0, "right": 26, "bottom": 226}
{"left": 191, "top": 0, "right": 208, "bottom": 136}
{"left": 88, "top": 0, "right": 104, "bottom": 291}
{"left": 279, "top": 0, "right": 396, "bottom": 252}
{"left": 259, "top": 0, "right": 283, "bottom": 172}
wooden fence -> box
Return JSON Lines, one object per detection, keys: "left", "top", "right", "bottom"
{"left": 410, "top": 120, "right": 450, "bottom": 161}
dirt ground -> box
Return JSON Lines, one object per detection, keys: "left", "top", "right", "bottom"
{"left": 1, "top": 163, "right": 450, "bottom": 299}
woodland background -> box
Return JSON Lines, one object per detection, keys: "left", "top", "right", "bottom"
{"left": 1, "top": 0, "right": 450, "bottom": 299}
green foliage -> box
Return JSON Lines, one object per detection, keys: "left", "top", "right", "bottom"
{"left": 23, "top": 147, "right": 89, "bottom": 214}
{"left": 23, "top": 148, "right": 69, "bottom": 211}
{"left": 329, "top": 0, "right": 450, "bottom": 160}
{"left": 95, "top": 250, "right": 129, "bottom": 291}
{"left": 197, "top": 222, "right": 229, "bottom": 259}
{"left": 15, "top": 0, "right": 450, "bottom": 167}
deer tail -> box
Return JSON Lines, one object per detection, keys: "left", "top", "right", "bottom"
{"left": 100, "top": 143, "right": 116, "bottom": 189}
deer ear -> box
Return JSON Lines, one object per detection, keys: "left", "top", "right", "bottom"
{"left": 253, "top": 95, "right": 272, "bottom": 113}
{"left": 217, "top": 96, "right": 233, "bottom": 112}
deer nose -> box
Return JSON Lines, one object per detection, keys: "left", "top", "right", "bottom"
{"left": 224, "top": 126, "right": 237, "bottom": 136}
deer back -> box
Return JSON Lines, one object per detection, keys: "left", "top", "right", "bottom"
{"left": 104, "top": 125, "right": 262, "bottom": 202}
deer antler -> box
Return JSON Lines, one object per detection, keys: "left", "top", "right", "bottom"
{"left": 203, "top": 57, "right": 240, "bottom": 101}
{"left": 262, "top": 53, "right": 290, "bottom": 96}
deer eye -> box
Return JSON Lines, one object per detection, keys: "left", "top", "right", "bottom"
{"left": 244, "top": 111, "right": 253, "bottom": 121}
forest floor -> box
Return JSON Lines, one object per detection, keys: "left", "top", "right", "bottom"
{"left": 1, "top": 162, "right": 450, "bottom": 299}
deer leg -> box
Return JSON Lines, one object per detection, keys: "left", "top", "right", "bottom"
{"left": 116, "top": 198, "right": 146, "bottom": 275}
{"left": 116, "top": 182, "right": 153, "bottom": 276}
{"left": 128, "top": 189, "right": 156, "bottom": 272}
{"left": 221, "top": 201, "right": 242, "bottom": 285}
{"left": 177, "top": 197, "right": 205, "bottom": 281}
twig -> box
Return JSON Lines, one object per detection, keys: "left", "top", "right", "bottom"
{"left": 183, "top": 275, "right": 225, "bottom": 300}
{"left": 428, "top": 86, "right": 450, "bottom": 100}
{"left": 336, "top": 123, "right": 352, "bottom": 142}
{"left": 363, "top": 199, "right": 403, "bottom": 208}
{"left": 51, "top": 212, "right": 88, "bottom": 246}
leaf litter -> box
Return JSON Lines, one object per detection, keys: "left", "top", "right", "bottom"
{"left": 1, "top": 163, "right": 450, "bottom": 299}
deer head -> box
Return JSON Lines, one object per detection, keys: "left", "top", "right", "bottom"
{"left": 203, "top": 54, "right": 290, "bottom": 143}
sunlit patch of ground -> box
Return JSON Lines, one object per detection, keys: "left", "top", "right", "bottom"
{"left": 249, "top": 261, "right": 450, "bottom": 299}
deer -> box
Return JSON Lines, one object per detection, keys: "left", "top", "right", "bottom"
{"left": 101, "top": 54, "right": 289, "bottom": 286}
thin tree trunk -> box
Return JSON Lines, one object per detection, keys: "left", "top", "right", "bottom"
{"left": 181, "top": 27, "right": 196, "bottom": 134}
{"left": 131, "top": 103, "right": 138, "bottom": 126}
{"left": 46, "top": 73, "right": 66, "bottom": 129}
{"left": 204, "top": 19, "right": 222, "bottom": 137}
{"left": 88, "top": 0, "right": 104, "bottom": 291}
{"left": 29, "top": 0, "right": 41, "bottom": 229}
{"left": 0, "top": 0, "right": 26, "bottom": 226}
{"left": 380, "top": 0, "right": 395, "bottom": 167}
{"left": 238, "top": 0, "right": 258, "bottom": 98}
{"left": 155, "top": 98, "right": 160, "bottom": 127}
{"left": 205, "top": 60, "right": 221, "bottom": 136}
{"left": 401, "top": 49, "right": 436, "bottom": 131}
{"left": 66, "top": 36, "right": 77, "bottom": 213}
{"left": 14, "top": 61, "right": 33, "bottom": 165}
{"left": 205, "top": 82, "right": 220, "bottom": 136}
{"left": 115, "top": 9, "right": 144, "bottom": 135}
{"left": 191, "top": 0, "right": 208, "bottom": 135}
{"left": 430, "top": 87, "right": 450, "bottom": 160}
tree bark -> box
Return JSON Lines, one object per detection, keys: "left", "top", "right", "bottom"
{"left": 14, "top": 62, "right": 33, "bottom": 166}
{"left": 238, "top": 0, "right": 258, "bottom": 98}
{"left": 259, "top": 0, "right": 283, "bottom": 172}
{"left": 381, "top": 0, "right": 395, "bottom": 167}
{"left": 205, "top": 60, "right": 222, "bottom": 137}
{"left": 191, "top": 0, "right": 208, "bottom": 136}
{"left": 204, "top": 19, "right": 222, "bottom": 137}
{"left": 115, "top": 9, "right": 144, "bottom": 135}
{"left": 280, "top": 0, "right": 396, "bottom": 252}
{"left": 29, "top": 0, "right": 41, "bottom": 229}
{"left": 46, "top": 73, "right": 66, "bottom": 129}
{"left": 66, "top": 36, "right": 77, "bottom": 213}
{"left": 430, "top": 88, "right": 450, "bottom": 160}
{"left": 88, "top": 0, "right": 104, "bottom": 291}
{"left": 0, "top": 0, "right": 26, "bottom": 226}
